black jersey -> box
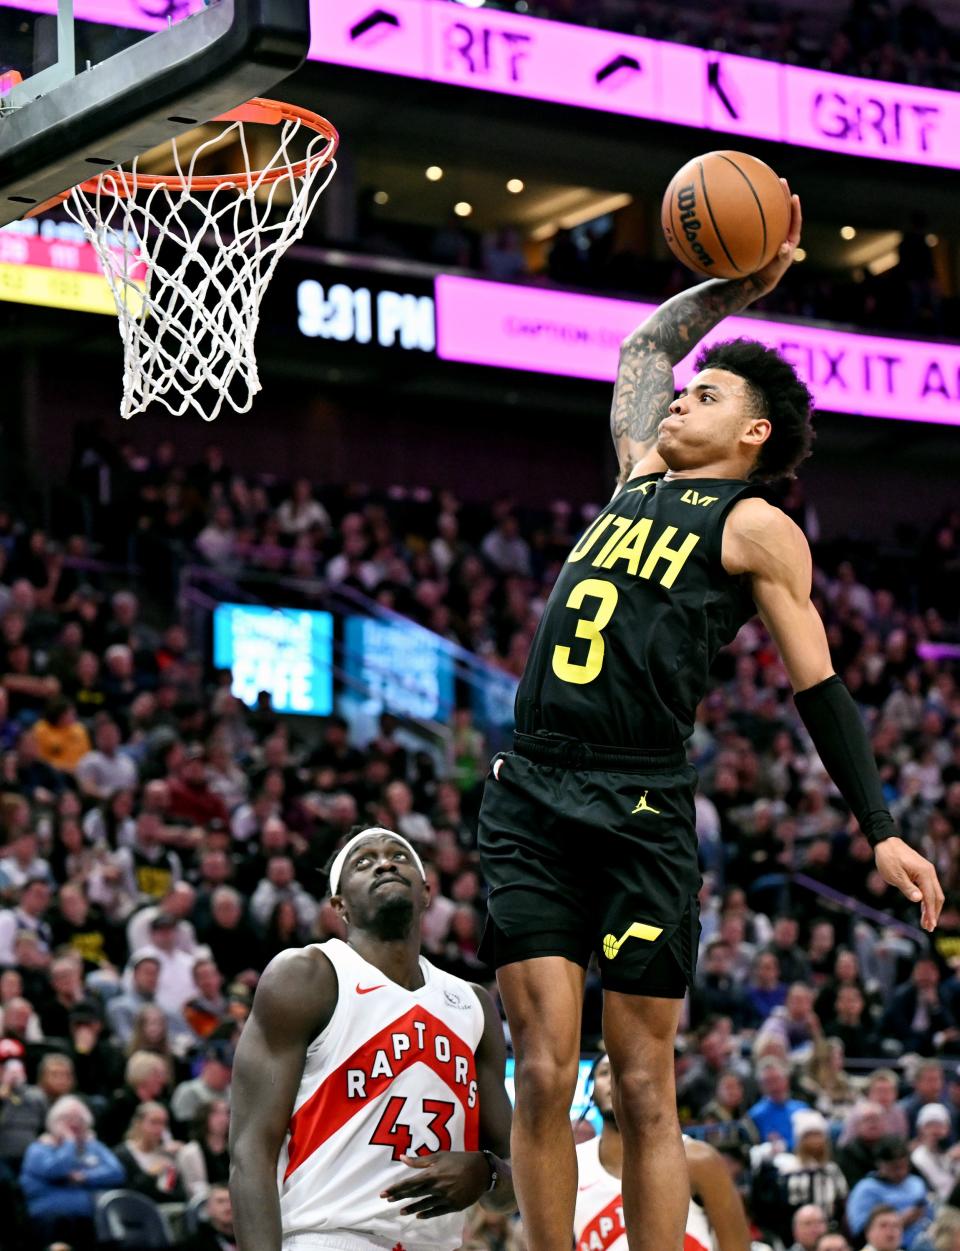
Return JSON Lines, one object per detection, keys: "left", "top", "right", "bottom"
{"left": 515, "top": 473, "right": 759, "bottom": 749}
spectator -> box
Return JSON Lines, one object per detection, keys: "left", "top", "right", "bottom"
{"left": 910, "top": 1103, "right": 960, "bottom": 1201}
{"left": 0, "top": 833, "right": 52, "bottom": 893}
{"left": 196, "top": 887, "right": 262, "bottom": 983}
{"left": 176, "top": 1097, "right": 230, "bottom": 1200}
{"left": 860, "top": 1206, "right": 906, "bottom": 1251}
{"left": 480, "top": 514, "right": 532, "bottom": 577}
{"left": 113, "top": 1099, "right": 187, "bottom": 1205}
{"left": 747, "top": 952, "right": 789, "bottom": 1024}
{"left": 168, "top": 745, "right": 229, "bottom": 828}
{"left": 0, "top": 1054, "right": 46, "bottom": 1170}
{"left": 899, "top": 1063, "right": 949, "bottom": 1138}
{"left": 170, "top": 1041, "right": 232, "bottom": 1127}
{"left": 35, "top": 1051, "right": 76, "bottom": 1106}
{"left": 866, "top": 1071, "right": 910, "bottom": 1141}
{"left": 837, "top": 1101, "right": 890, "bottom": 1189}
{"left": 38, "top": 953, "right": 86, "bottom": 1038}
{"left": 113, "top": 812, "right": 183, "bottom": 906}
{"left": 178, "top": 1181, "right": 236, "bottom": 1251}
{"left": 846, "top": 1138, "right": 934, "bottom": 1250}
{"left": 789, "top": 1204, "right": 829, "bottom": 1251}
{"left": 816, "top": 1236, "right": 850, "bottom": 1251}
{"left": 275, "top": 478, "right": 330, "bottom": 538}
{"left": 748, "top": 1057, "right": 811, "bottom": 1150}
{"left": 107, "top": 952, "right": 190, "bottom": 1050}
{"left": 826, "top": 985, "right": 882, "bottom": 1060}
{"left": 99, "top": 1050, "right": 171, "bottom": 1147}
{"left": 130, "top": 915, "right": 201, "bottom": 1017}
{"left": 0, "top": 877, "right": 53, "bottom": 965}
{"left": 74, "top": 716, "right": 137, "bottom": 800}
{"left": 182, "top": 958, "right": 227, "bottom": 1042}
{"left": 383, "top": 780, "right": 436, "bottom": 850}
{"left": 66, "top": 1002, "right": 122, "bottom": 1100}
{"left": 33, "top": 697, "right": 91, "bottom": 774}
{"left": 764, "top": 917, "right": 813, "bottom": 985}
{"left": 777, "top": 1110, "right": 850, "bottom": 1227}
{"left": 126, "top": 881, "right": 199, "bottom": 955}
{"left": 19, "top": 1094, "right": 125, "bottom": 1248}
{"left": 249, "top": 856, "right": 318, "bottom": 933}
{"left": 692, "top": 939, "right": 753, "bottom": 1030}
{"left": 883, "top": 963, "right": 956, "bottom": 1057}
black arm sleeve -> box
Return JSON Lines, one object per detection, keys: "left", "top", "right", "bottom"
{"left": 793, "top": 674, "right": 897, "bottom": 849}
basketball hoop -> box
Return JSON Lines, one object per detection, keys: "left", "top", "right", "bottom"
{"left": 47, "top": 98, "right": 339, "bottom": 421}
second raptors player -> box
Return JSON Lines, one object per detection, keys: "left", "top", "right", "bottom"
{"left": 575, "top": 1054, "right": 750, "bottom": 1251}
{"left": 230, "top": 827, "right": 515, "bottom": 1251}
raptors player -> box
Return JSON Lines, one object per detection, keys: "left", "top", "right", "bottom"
{"left": 575, "top": 1055, "right": 750, "bottom": 1251}
{"left": 230, "top": 827, "right": 515, "bottom": 1251}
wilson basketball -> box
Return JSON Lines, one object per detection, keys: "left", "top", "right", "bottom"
{"left": 661, "top": 151, "right": 791, "bottom": 280}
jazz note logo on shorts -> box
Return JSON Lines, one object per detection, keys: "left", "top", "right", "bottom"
{"left": 631, "top": 790, "right": 661, "bottom": 815}
{"left": 602, "top": 922, "right": 664, "bottom": 959}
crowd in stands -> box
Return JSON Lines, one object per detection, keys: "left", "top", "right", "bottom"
{"left": 463, "top": 0, "right": 960, "bottom": 91}
{"left": 0, "top": 429, "right": 958, "bottom": 1250}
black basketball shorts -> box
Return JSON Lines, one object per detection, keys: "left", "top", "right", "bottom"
{"left": 477, "top": 738, "right": 702, "bottom": 997}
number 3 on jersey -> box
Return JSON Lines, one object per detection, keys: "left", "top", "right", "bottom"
{"left": 551, "top": 577, "right": 619, "bottom": 685}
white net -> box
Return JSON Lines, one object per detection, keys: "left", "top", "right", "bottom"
{"left": 64, "top": 107, "right": 338, "bottom": 421}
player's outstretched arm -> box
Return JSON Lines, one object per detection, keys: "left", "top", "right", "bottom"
{"left": 229, "top": 948, "right": 336, "bottom": 1251}
{"left": 612, "top": 185, "right": 801, "bottom": 486}
{"left": 381, "top": 984, "right": 516, "bottom": 1218}
{"left": 724, "top": 497, "right": 944, "bottom": 932}
{"left": 685, "top": 1139, "right": 751, "bottom": 1251}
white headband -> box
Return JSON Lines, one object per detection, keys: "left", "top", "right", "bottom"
{"left": 328, "top": 828, "right": 427, "bottom": 896}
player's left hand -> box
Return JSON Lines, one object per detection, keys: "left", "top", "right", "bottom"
{"left": 750, "top": 179, "right": 801, "bottom": 297}
{"left": 874, "top": 835, "right": 944, "bottom": 931}
{"left": 381, "top": 1151, "right": 491, "bottom": 1218}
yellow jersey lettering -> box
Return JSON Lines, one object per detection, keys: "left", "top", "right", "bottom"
{"left": 681, "top": 489, "right": 718, "bottom": 507}
{"left": 637, "top": 526, "right": 701, "bottom": 588}
{"left": 591, "top": 516, "right": 633, "bottom": 567}
{"left": 600, "top": 518, "right": 653, "bottom": 576}
{"left": 568, "top": 513, "right": 613, "bottom": 563}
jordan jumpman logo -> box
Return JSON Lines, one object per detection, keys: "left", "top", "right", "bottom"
{"left": 632, "top": 790, "right": 661, "bottom": 815}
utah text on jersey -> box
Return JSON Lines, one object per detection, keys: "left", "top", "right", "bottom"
{"left": 567, "top": 512, "right": 701, "bottom": 589}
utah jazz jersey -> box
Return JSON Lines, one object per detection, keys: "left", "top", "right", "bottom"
{"left": 515, "top": 474, "right": 758, "bottom": 749}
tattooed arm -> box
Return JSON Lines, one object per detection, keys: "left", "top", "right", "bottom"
{"left": 611, "top": 185, "right": 802, "bottom": 485}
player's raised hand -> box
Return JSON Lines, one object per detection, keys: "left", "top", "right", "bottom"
{"left": 381, "top": 1151, "right": 492, "bottom": 1218}
{"left": 751, "top": 180, "right": 802, "bottom": 297}
{"left": 874, "top": 836, "right": 944, "bottom": 932}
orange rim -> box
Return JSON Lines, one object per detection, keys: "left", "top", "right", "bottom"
{"left": 27, "top": 98, "right": 338, "bottom": 215}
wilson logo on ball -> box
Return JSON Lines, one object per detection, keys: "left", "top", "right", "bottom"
{"left": 676, "top": 184, "right": 715, "bottom": 268}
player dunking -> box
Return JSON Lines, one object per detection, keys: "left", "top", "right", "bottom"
{"left": 477, "top": 187, "right": 944, "bottom": 1251}
{"left": 230, "top": 828, "right": 515, "bottom": 1251}
{"left": 575, "top": 1053, "right": 750, "bottom": 1251}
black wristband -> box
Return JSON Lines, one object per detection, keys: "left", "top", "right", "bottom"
{"left": 793, "top": 674, "right": 897, "bottom": 849}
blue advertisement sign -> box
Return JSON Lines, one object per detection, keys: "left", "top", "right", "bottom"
{"left": 344, "top": 616, "right": 455, "bottom": 722}
{"left": 213, "top": 604, "right": 334, "bottom": 716}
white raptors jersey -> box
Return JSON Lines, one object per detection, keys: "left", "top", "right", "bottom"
{"left": 278, "top": 939, "right": 485, "bottom": 1251}
{"left": 574, "top": 1135, "right": 714, "bottom": 1251}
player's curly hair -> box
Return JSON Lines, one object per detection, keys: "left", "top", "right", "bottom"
{"left": 695, "top": 337, "right": 815, "bottom": 481}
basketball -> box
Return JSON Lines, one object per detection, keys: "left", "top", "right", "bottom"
{"left": 661, "top": 151, "right": 791, "bottom": 280}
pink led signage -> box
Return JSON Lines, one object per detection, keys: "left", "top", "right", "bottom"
{"left": 2, "top": 0, "right": 957, "bottom": 170}
{"left": 435, "top": 276, "right": 960, "bottom": 428}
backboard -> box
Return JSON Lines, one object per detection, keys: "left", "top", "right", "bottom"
{"left": 0, "top": 0, "right": 311, "bottom": 226}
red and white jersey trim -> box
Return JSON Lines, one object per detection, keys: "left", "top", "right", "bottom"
{"left": 574, "top": 1135, "right": 714, "bottom": 1251}
{"left": 278, "top": 939, "right": 485, "bottom": 1251}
